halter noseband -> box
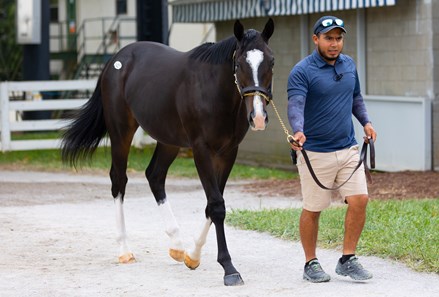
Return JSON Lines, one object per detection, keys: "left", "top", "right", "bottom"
{"left": 233, "top": 50, "right": 273, "bottom": 103}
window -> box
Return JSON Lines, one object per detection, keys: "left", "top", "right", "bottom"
{"left": 50, "top": 0, "right": 58, "bottom": 22}
{"left": 116, "top": 0, "right": 127, "bottom": 15}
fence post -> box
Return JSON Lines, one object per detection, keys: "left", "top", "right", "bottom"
{"left": 0, "top": 82, "right": 11, "bottom": 152}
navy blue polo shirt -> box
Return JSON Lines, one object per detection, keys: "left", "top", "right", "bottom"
{"left": 287, "top": 49, "right": 363, "bottom": 152}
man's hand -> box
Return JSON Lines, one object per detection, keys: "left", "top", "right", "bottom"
{"left": 290, "top": 131, "right": 306, "bottom": 151}
{"left": 363, "top": 122, "right": 377, "bottom": 143}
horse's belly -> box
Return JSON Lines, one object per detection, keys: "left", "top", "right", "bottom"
{"left": 133, "top": 110, "right": 190, "bottom": 147}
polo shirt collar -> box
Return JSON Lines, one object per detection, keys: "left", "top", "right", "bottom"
{"left": 312, "top": 49, "right": 345, "bottom": 68}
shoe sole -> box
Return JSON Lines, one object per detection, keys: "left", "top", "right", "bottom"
{"left": 303, "top": 274, "right": 331, "bottom": 283}
{"left": 335, "top": 269, "right": 373, "bottom": 280}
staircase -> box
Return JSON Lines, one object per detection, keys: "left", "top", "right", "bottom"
{"left": 50, "top": 16, "right": 136, "bottom": 81}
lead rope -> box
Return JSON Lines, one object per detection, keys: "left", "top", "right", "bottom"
{"left": 264, "top": 75, "right": 294, "bottom": 142}
{"left": 269, "top": 98, "right": 295, "bottom": 143}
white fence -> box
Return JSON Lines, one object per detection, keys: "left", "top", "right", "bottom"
{"left": 0, "top": 80, "right": 96, "bottom": 152}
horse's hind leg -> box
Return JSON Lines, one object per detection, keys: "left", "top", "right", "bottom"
{"left": 108, "top": 118, "right": 139, "bottom": 264}
{"left": 145, "top": 142, "right": 185, "bottom": 262}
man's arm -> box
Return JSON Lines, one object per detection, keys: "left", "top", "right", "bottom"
{"left": 352, "top": 94, "right": 377, "bottom": 142}
{"left": 288, "top": 94, "right": 307, "bottom": 149}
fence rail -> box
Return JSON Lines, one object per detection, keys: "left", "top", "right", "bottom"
{"left": 0, "top": 80, "right": 96, "bottom": 152}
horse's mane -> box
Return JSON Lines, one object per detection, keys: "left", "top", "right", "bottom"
{"left": 189, "top": 29, "right": 262, "bottom": 65}
{"left": 189, "top": 36, "right": 237, "bottom": 64}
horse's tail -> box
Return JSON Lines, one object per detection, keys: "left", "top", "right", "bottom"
{"left": 61, "top": 75, "right": 107, "bottom": 167}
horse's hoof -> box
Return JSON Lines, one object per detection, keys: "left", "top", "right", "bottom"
{"left": 169, "top": 249, "right": 185, "bottom": 262}
{"left": 224, "top": 273, "right": 244, "bottom": 286}
{"left": 184, "top": 253, "right": 200, "bottom": 270}
{"left": 119, "top": 252, "right": 136, "bottom": 264}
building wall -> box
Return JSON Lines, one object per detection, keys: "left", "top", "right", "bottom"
{"left": 433, "top": 0, "right": 439, "bottom": 170}
{"left": 366, "top": 1, "right": 433, "bottom": 97}
{"left": 169, "top": 23, "right": 215, "bottom": 51}
{"left": 214, "top": 0, "right": 439, "bottom": 170}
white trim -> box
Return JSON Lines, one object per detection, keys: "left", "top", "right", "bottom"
{"left": 171, "top": 0, "right": 397, "bottom": 23}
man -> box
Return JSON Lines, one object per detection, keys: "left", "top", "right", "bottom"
{"left": 287, "top": 16, "right": 377, "bottom": 283}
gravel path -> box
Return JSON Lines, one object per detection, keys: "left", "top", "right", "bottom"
{"left": 0, "top": 170, "right": 438, "bottom": 297}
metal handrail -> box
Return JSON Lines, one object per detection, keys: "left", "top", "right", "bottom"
{"left": 49, "top": 17, "right": 136, "bottom": 79}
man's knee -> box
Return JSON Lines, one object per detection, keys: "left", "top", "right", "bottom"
{"left": 345, "top": 194, "right": 369, "bottom": 209}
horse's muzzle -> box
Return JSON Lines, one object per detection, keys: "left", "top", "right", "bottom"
{"left": 240, "top": 86, "right": 272, "bottom": 131}
{"left": 249, "top": 110, "right": 268, "bottom": 131}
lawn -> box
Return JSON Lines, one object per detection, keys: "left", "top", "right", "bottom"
{"left": 227, "top": 199, "right": 439, "bottom": 274}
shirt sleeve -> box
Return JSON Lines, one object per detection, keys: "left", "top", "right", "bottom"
{"left": 287, "top": 65, "right": 308, "bottom": 133}
{"left": 352, "top": 71, "right": 370, "bottom": 126}
{"left": 288, "top": 94, "right": 306, "bottom": 132}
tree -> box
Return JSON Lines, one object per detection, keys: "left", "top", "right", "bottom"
{"left": 0, "top": 0, "right": 22, "bottom": 81}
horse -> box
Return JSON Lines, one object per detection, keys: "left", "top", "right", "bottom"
{"left": 61, "top": 18, "right": 275, "bottom": 286}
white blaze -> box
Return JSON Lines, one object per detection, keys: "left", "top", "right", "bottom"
{"left": 245, "top": 49, "right": 266, "bottom": 130}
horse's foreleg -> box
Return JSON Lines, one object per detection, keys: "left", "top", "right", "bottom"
{"left": 158, "top": 199, "right": 185, "bottom": 262}
{"left": 184, "top": 218, "right": 212, "bottom": 269}
{"left": 115, "top": 194, "right": 136, "bottom": 263}
{"left": 192, "top": 146, "right": 244, "bottom": 286}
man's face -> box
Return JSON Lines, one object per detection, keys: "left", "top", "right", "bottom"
{"left": 313, "top": 28, "right": 345, "bottom": 64}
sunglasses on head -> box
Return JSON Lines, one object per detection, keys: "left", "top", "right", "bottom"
{"left": 321, "top": 18, "right": 344, "bottom": 27}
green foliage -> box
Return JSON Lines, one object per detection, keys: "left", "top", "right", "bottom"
{"left": 227, "top": 199, "right": 439, "bottom": 273}
{"left": 0, "top": 0, "right": 22, "bottom": 81}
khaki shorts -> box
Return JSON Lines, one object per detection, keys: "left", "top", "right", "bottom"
{"left": 296, "top": 145, "right": 368, "bottom": 212}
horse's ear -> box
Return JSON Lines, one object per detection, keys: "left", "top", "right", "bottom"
{"left": 262, "top": 18, "right": 274, "bottom": 42}
{"left": 234, "top": 20, "right": 244, "bottom": 42}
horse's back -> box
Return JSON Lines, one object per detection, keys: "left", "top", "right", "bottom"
{"left": 100, "top": 41, "right": 191, "bottom": 146}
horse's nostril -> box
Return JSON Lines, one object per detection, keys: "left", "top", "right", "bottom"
{"left": 248, "top": 113, "right": 255, "bottom": 127}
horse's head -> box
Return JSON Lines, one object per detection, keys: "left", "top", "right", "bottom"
{"left": 233, "top": 18, "right": 274, "bottom": 131}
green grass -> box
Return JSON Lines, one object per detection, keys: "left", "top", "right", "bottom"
{"left": 0, "top": 145, "right": 295, "bottom": 180}
{"left": 226, "top": 199, "right": 439, "bottom": 273}
{"left": 11, "top": 131, "right": 61, "bottom": 140}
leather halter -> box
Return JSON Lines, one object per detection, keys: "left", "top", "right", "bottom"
{"left": 290, "top": 138, "right": 376, "bottom": 190}
{"left": 232, "top": 50, "right": 273, "bottom": 103}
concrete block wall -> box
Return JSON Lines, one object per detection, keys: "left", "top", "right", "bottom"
{"left": 367, "top": 0, "right": 438, "bottom": 169}
{"left": 366, "top": 0, "right": 433, "bottom": 97}
{"left": 214, "top": 0, "right": 439, "bottom": 171}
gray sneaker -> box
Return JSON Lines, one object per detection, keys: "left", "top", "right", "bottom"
{"left": 303, "top": 259, "right": 331, "bottom": 283}
{"left": 335, "top": 256, "right": 373, "bottom": 280}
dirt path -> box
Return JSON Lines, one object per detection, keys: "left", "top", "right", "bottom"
{"left": 0, "top": 170, "right": 438, "bottom": 297}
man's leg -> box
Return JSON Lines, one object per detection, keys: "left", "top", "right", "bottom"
{"left": 335, "top": 194, "right": 372, "bottom": 280}
{"left": 300, "top": 209, "right": 320, "bottom": 262}
{"left": 300, "top": 209, "right": 330, "bottom": 282}
{"left": 343, "top": 194, "right": 368, "bottom": 254}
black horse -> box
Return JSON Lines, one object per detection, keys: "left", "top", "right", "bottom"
{"left": 61, "top": 19, "right": 274, "bottom": 286}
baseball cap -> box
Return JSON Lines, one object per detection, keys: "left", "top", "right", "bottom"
{"left": 313, "top": 16, "right": 347, "bottom": 35}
